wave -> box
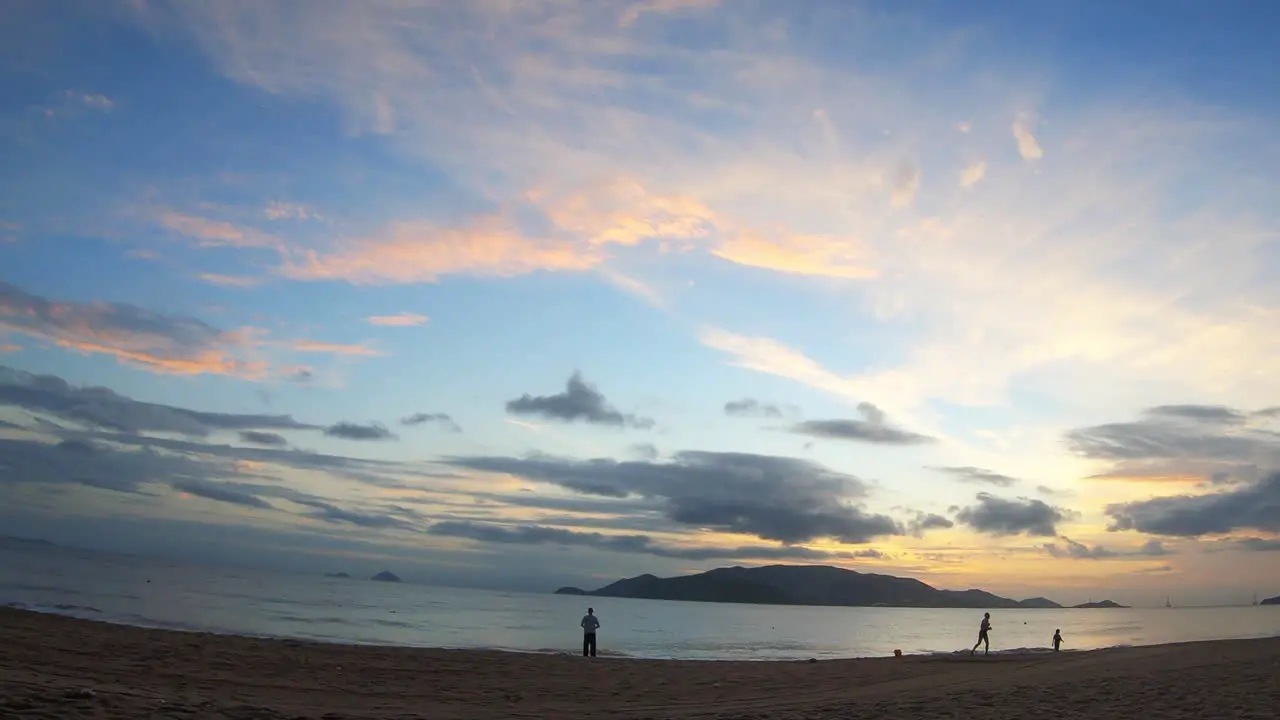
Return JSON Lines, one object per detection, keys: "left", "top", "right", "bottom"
{"left": 3, "top": 601, "right": 102, "bottom": 616}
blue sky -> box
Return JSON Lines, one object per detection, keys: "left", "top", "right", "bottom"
{"left": 1, "top": 0, "right": 1278, "bottom": 605}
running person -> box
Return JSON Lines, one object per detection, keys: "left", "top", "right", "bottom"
{"left": 970, "top": 612, "right": 992, "bottom": 656}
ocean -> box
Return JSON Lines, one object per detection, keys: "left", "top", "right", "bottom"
{"left": 3, "top": 540, "right": 1278, "bottom": 661}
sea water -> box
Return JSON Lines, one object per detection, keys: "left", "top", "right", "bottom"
{"left": 3, "top": 539, "right": 1278, "bottom": 660}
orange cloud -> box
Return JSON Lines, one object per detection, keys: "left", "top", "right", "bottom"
{"left": 277, "top": 216, "right": 599, "bottom": 284}
{"left": 157, "top": 211, "right": 283, "bottom": 250}
{"left": 199, "top": 273, "right": 262, "bottom": 288}
{"left": 0, "top": 343, "right": 21, "bottom": 354}
{"left": 0, "top": 282, "right": 377, "bottom": 379}
{"left": 367, "top": 313, "right": 428, "bottom": 327}
{"left": 543, "top": 179, "right": 718, "bottom": 248}
{"left": 713, "top": 232, "right": 878, "bottom": 279}
{"left": 287, "top": 340, "right": 385, "bottom": 357}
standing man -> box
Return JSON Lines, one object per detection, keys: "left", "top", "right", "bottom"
{"left": 970, "top": 612, "right": 992, "bottom": 656}
{"left": 581, "top": 607, "right": 600, "bottom": 657}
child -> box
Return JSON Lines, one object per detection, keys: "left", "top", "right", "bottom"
{"left": 1052, "top": 629, "right": 1063, "bottom": 652}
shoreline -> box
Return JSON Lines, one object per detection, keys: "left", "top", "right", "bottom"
{"left": 3, "top": 607, "right": 1279, "bottom": 719}
{"left": 0, "top": 602, "right": 1159, "bottom": 661}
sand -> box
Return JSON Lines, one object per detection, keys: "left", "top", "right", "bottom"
{"left": 1, "top": 608, "right": 1277, "bottom": 719}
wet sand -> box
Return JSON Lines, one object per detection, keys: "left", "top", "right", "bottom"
{"left": 1, "top": 607, "right": 1278, "bottom": 719}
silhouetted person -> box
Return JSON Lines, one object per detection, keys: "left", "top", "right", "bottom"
{"left": 581, "top": 607, "right": 600, "bottom": 657}
{"left": 970, "top": 612, "right": 992, "bottom": 656}
{"left": 1052, "top": 629, "right": 1063, "bottom": 652}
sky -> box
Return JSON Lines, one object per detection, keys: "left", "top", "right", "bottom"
{"left": 1, "top": 0, "right": 1278, "bottom": 607}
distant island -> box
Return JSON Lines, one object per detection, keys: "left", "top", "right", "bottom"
{"left": 1074, "top": 600, "right": 1128, "bottom": 609}
{"left": 555, "top": 565, "right": 1068, "bottom": 609}
{"left": 1262, "top": 595, "right": 1280, "bottom": 606}
{"left": 370, "top": 571, "right": 401, "bottom": 582}
{"left": 324, "top": 572, "right": 351, "bottom": 579}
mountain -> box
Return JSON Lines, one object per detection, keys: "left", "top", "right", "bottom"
{"left": 1073, "top": 600, "right": 1128, "bottom": 608}
{"left": 370, "top": 570, "right": 401, "bottom": 582}
{"left": 554, "top": 586, "right": 587, "bottom": 595}
{"left": 566, "top": 565, "right": 1062, "bottom": 609}
{"left": 1261, "top": 595, "right": 1280, "bottom": 606}
{"left": 324, "top": 572, "right": 351, "bottom": 579}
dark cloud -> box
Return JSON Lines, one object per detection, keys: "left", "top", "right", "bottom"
{"left": 1042, "top": 536, "right": 1117, "bottom": 559}
{"left": 427, "top": 521, "right": 880, "bottom": 561}
{"left": 791, "top": 403, "right": 933, "bottom": 445}
{"left": 1040, "top": 535, "right": 1171, "bottom": 560}
{"left": 955, "top": 493, "right": 1067, "bottom": 537}
{"left": 1146, "top": 405, "right": 1246, "bottom": 425}
{"left": 0, "top": 282, "right": 256, "bottom": 376}
{"left": 1104, "top": 472, "right": 1280, "bottom": 537}
{"left": 171, "top": 479, "right": 273, "bottom": 509}
{"left": 1236, "top": 537, "right": 1280, "bottom": 552}
{"left": 289, "top": 368, "right": 314, "bottom": 383}
{"left": 400, "top": 412, "right": 461, "bottom": 432}
{"left": 1036, "top": 484, "right": 1069, "bottom": 497}
{"left": 0, "top": 365, "right": 318, "bottom": 436}
{"left": 0, "top": 436, "right": 236, "bottom": 495}
{"left": 295, "top": 498, "right": 413, "bottom": 529}
{"left": 931, "top": 466, "right": 1019, "bottom": 488}
{"left": 1065, "top": 405, "right": 1279, "bottom": 486}
{"left": 238, "top": 430, "right": 287, "bottom": 447}
{"left": 907, "top": 512, "right": 954, "bottom": 535}
{"left": 505, "top": 372, "right": 654, "bottom": 429}
{"left": 323, "top": 422, "right": 397, "bottom": 441}
{"left": 445, "top": 451, "right": 901, "bottom": 544}
{"left": 724, "top": 398, "right": 784, "bottom": 418}
{"left": 1255, "top": 407, "right": 1280, "bottom": 418}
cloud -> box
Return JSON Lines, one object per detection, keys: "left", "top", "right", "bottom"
{"left": 172, "top": 478, "right": 273, "bottom": 509}
{"left": 1236, "top": 537, "right": 1280, "bottom": 552}
{"left": 444, "top": 451, "right": 901, "bottom": 544}
{"left": 0, "top": 365, "right": 318, "bottom": 436}
{"left": 1040, "top": 536, "right": 1173, "bottom": 560}
{"left": 907, "top": 512, "right": 955, "bottom": 535}
{"left": 400, "top": 412, "right": 461, "bottom": 432}
{"left": 955, "top": 493, "right": 1067, "bottom": 537}
{"left": 790, "top": 403, "right": 933, "bottom": 445}
{"left": 367, "top": 313, "right": 428, "bottom": 327}
{"left": 723, "top": 398, "right": 784, "bottom": 418}
{"left": 238, "top": 431, "right": 287, "bottom": 447}
{"left": 286, "top": 341, "right": 384, "bottom": 357}
{"left": 428, "top": 521, "right": 874, "bottom": 561}
{"left": 630, "top": 443, "right": 659, "bottom": 460}
{"left": 619, "top": 0, "right": 721, "bottom": 27}
{"left": 0, "top": 282, "right": 267, "bottom": 378}
{"left": 1012, "top": 114, "right": 1044, "bottom": 160}
{"left": 890, "top": 160, "right": 920, "bottom": 208}
{"left": 198, "top": 274, "right": 262, "bottom": 288}
{"left": 0, "top": 435, "right": 238, "bottom": 496}
{"left": 505, "top": 372, "right": 654, "bottom": 429}
{"left": 931, "top": 466, "right": 1020, "bottom": 488}
{"left": 1146, "top": 405, "right": 1247, "bottom": 425}
{"left": 959, "top": 160, "right": 986, "bottom": 188}
{"left": 277, "top": 217, "right": 598, "bottom": 285}
{"left": 711, "top": 232, "right": 877, "bottom": 280}
{"left": 130, "top": 0, "right": 1280, "bottom": 432}
{"left": 1065, "top": 405, "right": 1279, "bottom": 486}
{"left": 1042, "top": 536, "right": 1117, "bottom": 559}
{"left": 156, "top": 211, "right": 283, "bottom": 250}
{"left": 323, "top": 422, "right": 397, "bottom": 441}
{"left": 1104, "top": 472, "right": 1280, "bottom": 537}
{"left": 263, "top": 202, "right": 317, "bottom": 221}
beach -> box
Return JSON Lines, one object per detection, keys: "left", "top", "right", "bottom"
{"left": 1, "top": 608, "right": 1277, "bottom": 719}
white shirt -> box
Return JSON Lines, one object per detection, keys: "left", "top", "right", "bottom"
{"left": 581, "top": 614, "right": 600, "bottom": 634}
